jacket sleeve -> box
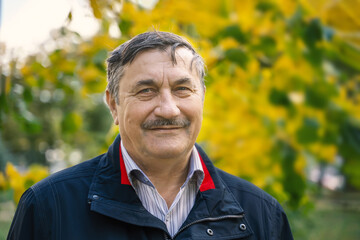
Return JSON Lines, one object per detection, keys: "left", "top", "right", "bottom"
{"left": 274, "top": 204, "right": 294, "bottom": 240}
{"left": 7, "top": 188, "right": 45, "bottom": 240}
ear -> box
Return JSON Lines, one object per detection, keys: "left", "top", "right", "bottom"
{"left": 106, "top": 90, "right": 119, "bottom": 125}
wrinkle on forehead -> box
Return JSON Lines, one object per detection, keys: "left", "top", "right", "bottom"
{"left": 123, "top": 49, "right": 193, "bottom": 81}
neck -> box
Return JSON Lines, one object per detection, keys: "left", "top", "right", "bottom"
{"left": 133, "top": 153, "right": 192, "bottom": 208}
{"left": 137, "top": 153, "right": 190, "bottom": 185}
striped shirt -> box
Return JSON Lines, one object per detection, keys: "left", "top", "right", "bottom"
{"left": 121, "top": 141, "right": 204, "bottom": 237}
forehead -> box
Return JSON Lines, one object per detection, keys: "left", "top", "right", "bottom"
{"left": 121, "top": 48, "right": 198, "bottom": 83}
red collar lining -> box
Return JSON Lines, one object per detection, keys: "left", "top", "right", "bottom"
{"left": 119, "top": 147, "right": 131, "bottom": 185}
{"left": 198, "top": 153, "right": 216, "bottom": 192}
{"left": 119, "top": 145, "right": 215, "bottom": 191}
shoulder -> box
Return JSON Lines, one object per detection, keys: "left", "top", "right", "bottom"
{"left": 196, "top": 144, "right": 293, "bottom": 238}
{"left": 30, "top": 154, "right": 103, "bottom": 196}
{"left": 8, "top": 155, "right": 104, "bottom": 239}
{"left": 216, "top": 168, "right": 293, "bottom": 239}
{"left": 215, "top": 167, "right": 282, "bottom": 210}
{"left": 196, "top": 144, "right": 283, "bottom": 210}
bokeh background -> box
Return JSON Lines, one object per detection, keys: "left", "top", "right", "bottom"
{"left": 1, "top": 0, "right": 360, "bottom": 239}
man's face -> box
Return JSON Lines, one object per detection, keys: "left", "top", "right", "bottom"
{"left": 107, "top": 48, "right": 205, "bottom": 162}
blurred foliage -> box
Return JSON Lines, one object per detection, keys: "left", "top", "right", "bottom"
{"left": 0, "top": 163, "right": 48, "bottom": 203}
{"left": 0, "top": 0, "right": 360, "bottom": 210}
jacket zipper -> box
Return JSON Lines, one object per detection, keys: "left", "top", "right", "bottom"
{"left": 164, "top": 213, "right": 245, "bottom": 240}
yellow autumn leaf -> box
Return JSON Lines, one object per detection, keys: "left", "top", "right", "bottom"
{"left": 0, "top": 172, "right": 7, "bottom": 190}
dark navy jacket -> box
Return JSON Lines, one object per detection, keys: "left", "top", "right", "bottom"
{"left": 8, "top": 135, "right": 293, "bottom": 239}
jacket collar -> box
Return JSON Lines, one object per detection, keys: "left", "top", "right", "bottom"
{"left": 119, "top": 140, "right": 215, "bottom": 192}
{"left": 88, "top": 135, "right": 245, "bottom": 229}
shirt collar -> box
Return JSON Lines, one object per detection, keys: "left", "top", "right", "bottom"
{"left": 121, "top": 140, "right": 204, "bottom": 189}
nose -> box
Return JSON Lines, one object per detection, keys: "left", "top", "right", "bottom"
{"left": 154, "top": 91, "right": 181, "bottom": 119}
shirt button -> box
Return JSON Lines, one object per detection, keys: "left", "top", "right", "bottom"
{"left": 92, "top": 195, "right": 99, "bottom": 200}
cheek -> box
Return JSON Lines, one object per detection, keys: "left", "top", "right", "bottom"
{"left": 122, "top": 101, "right": 153, "bottom": 126}
{"left": 181, "top": 101, "right": 203, "bottom": 122}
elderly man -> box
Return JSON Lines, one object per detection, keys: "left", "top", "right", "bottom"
{"left": 8, "top": 31, "right": 293, "bottom": 239}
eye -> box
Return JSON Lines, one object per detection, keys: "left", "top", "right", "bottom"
{"left": 138, "top": 88, "right": 155, "bottom": 94}
{"left": 135, "top": 88, "right": 158, "bottom": 100}
{"left": 174, "top": 86, "right": 193, "bottom": 97}
{"left": 175, "top": 86, "right": 191, "bottom": 91}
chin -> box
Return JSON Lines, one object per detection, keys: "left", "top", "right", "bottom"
{"left": 146, "top": 143, "right": 189, "bottom": 159}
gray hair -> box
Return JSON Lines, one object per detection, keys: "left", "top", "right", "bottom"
{"left": 106, "top": 31, "right": 206, "bottom": 103}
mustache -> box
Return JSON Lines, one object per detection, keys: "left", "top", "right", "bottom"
{"left": 141, "top": 118, "right": 191, "bottom": 129}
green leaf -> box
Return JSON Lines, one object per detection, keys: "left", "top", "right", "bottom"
{"left": 23, "top": 87, "right": 33, "bottom": 103}
{"left": 343, "top": 159, "right": 360, "bottom": 189}
{"left": 303, "top": 19, "right": 323, "bottom": 49}
{"left": 119, "top": 19, "right": 133, "bottom": 35}
{"left": 256, "top": 1, "right": 277, "bottom": 13}
{"left": 305, "top": 80, "right": 338, "bottom": 109}
{"left": 274, "top": 140, "right": 306, "bottom": 208}
{"left": 303, "top": 19, "right": 324, "bottom": 66}
{"left": 61, "top": 112, "right": 82, "bottom": 133}
{"left": 339, "top": 122, "right": 360, "bottom": 158}
{"left": 296, "top": 118, "right": 320, "bottom": 144}
{"left": 327, "top": 39, "right": 360, "bottom": 71}
{"left": 254, "top": 36, "right": 277, "bottom": 58}
{"left": 269, "top": 88, "right": 291, "bottom": 106}
{"left": 220, "top": 25, "right": 248, "bottom": 44}
{"left": 24, "top": 119, "right": 42, "bottom": 134}
{"left": 224, "top": 48, "right": 248, "bottom": 68}
{"left": 92, "top": 49, "right": 108, "bottom": 68}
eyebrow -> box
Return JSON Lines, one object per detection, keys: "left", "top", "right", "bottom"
{"left": 174, "top": 77, "right": 192, "bottom": 85}
{"left": 134, "top": 77, "right": 192, "bottom": 88}
{"left": 134, "top": 79, "right": 156, "bottom": 88}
